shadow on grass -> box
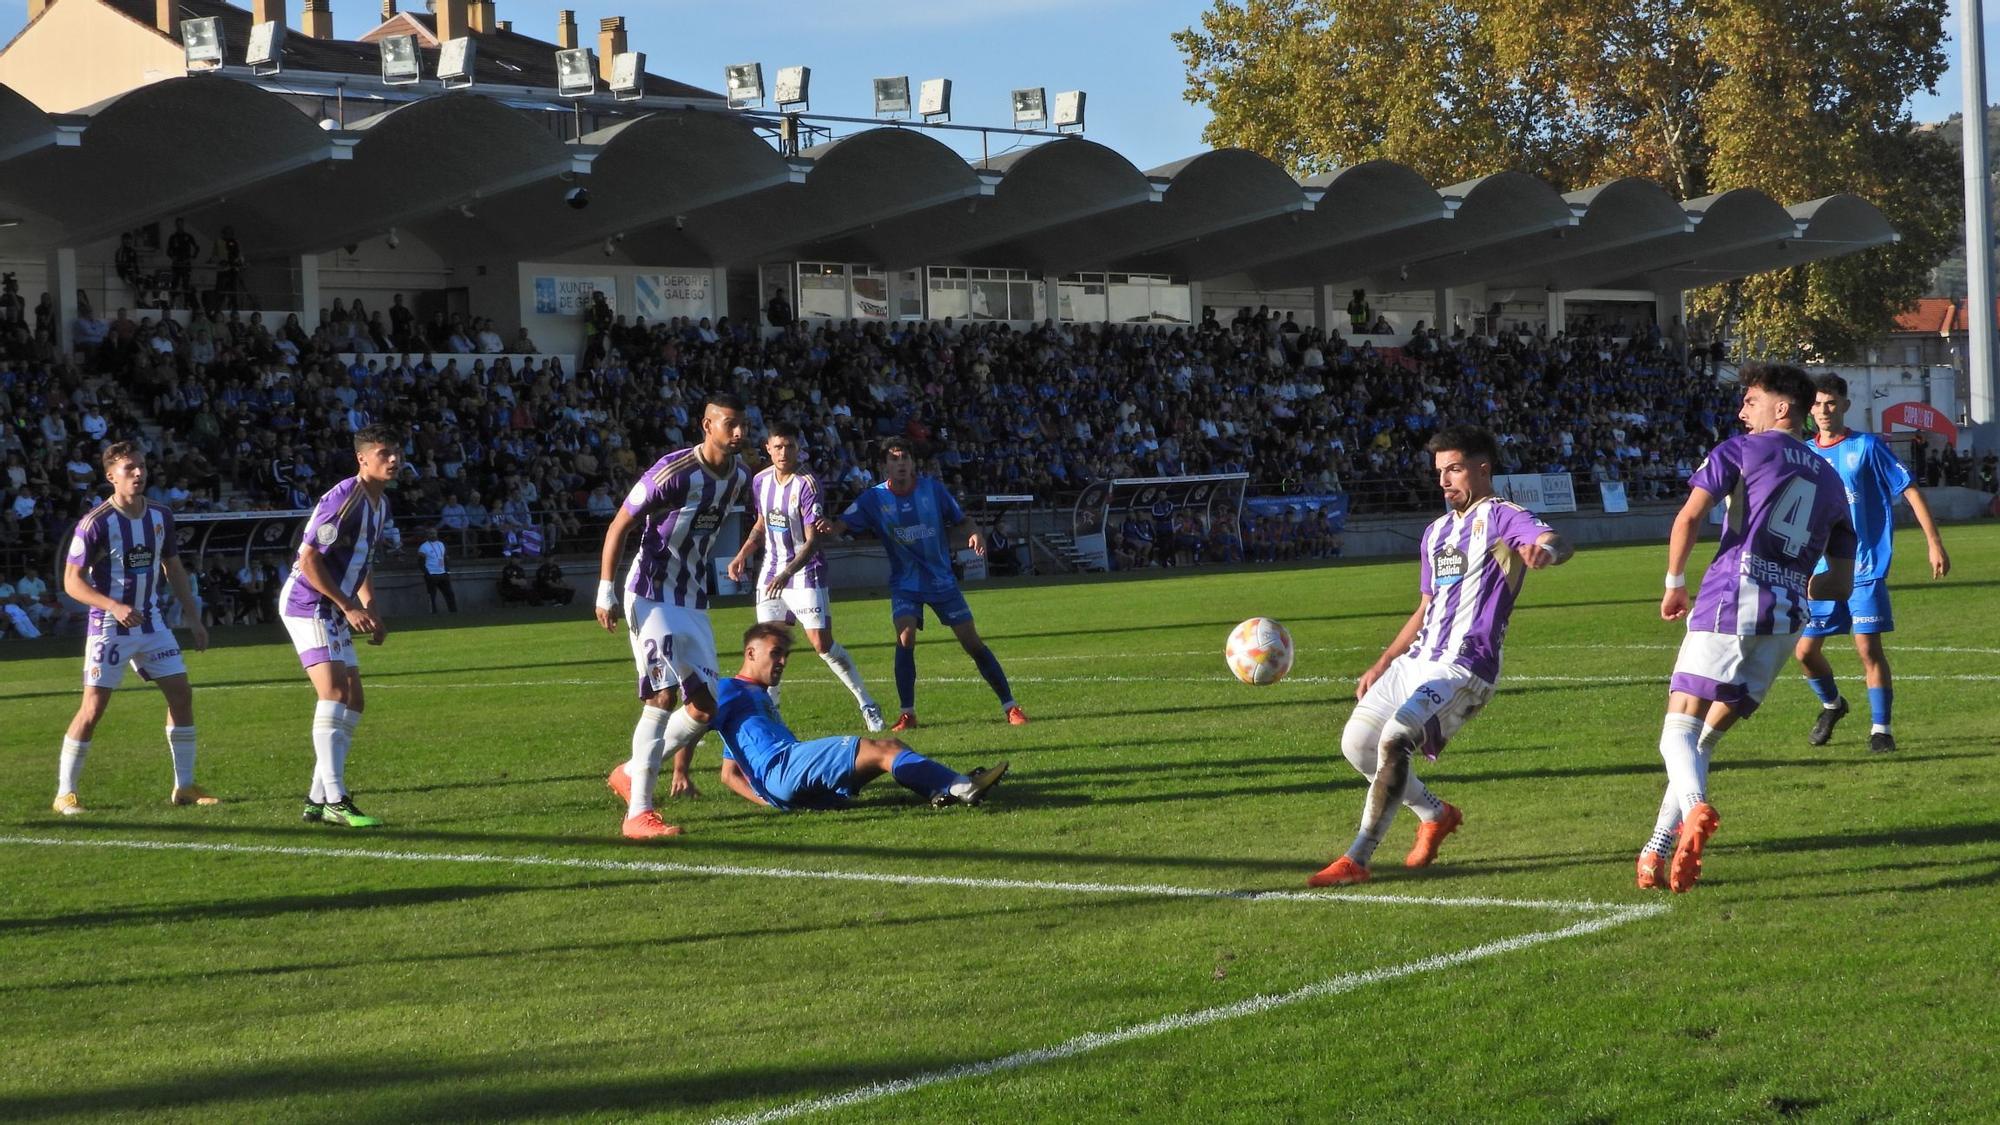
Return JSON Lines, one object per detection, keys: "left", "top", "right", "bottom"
{"left": 0, "top": 1046, "right": 957, "bottom": 1120}
{"left": 0, "top": 875, "right": 657, "bottom": 935}
{"left": 0, "top": 893, "right": 1161, "bottom": 998}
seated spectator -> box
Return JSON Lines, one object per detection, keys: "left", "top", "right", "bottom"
{"left": 533, "top": 559, "right": 575, "bottom": 606}
{"left": 497, "top": 557, "right": 535, "bottom": 605}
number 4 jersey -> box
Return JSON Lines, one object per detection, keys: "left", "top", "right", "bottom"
{"left": 1688, "top": 431, "right": 1857, "bottom": 636}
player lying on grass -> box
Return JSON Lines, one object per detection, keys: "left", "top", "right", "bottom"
{"left": 698, "top": 622, "right": 1009, "bottom": 812}
{"left": 1309, "top": 425, "right": 1573, "bottom": 887}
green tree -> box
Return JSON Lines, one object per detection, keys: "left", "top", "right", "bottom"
{"left": 1175, "top": 0, "right": 1957, "bottom": 360}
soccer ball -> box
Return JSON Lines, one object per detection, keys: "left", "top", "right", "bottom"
{"left": 1225, "top": 617, "right": 1294, "bottom": 685}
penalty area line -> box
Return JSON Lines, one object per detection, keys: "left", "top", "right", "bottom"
{"left": 708, "top": 901, "right": 1666, "bottom": 1125}
{"left": 0, "top": 834, "right": 1637, "bottom": 914}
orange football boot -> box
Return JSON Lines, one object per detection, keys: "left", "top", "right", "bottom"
{"left": 1636, "top": 850, "right": 1669, "bottom": 890}
{"left": 1669, "top": 802, "right": 1720, "bottom": 893}
{"left": 1006, "top": 705, "right": 1029, "bottom": 726}
{"left": 1307, "top": 855, "right": 1371, "bottom": 887}
{"left": 1404, "top": 802, "right": 1463, "bottom": 868}
{"left": 621, "top": 810, "right": 682, "bottom": 839}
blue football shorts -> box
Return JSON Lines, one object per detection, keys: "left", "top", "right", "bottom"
{"left": 890, "top": 588, "right": 974, "bottom": 629}
{"left": 1804, "top": 579, "right": 1893, "bottom": 636}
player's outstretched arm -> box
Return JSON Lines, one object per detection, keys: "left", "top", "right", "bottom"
{"left": 1357, "top": 596, "right": 1430, "bottom": 700}
{"left": 718, "top": 758, "right": 769, "bottom": 806}
{"left": 1523, "top": 530, "right": 1573, "bottom": 569}
{"left": 595, "top": 505, "right": 639, "bottom": 631}
{"left": 162, "top": 556, "right": 208, "bottom": 652}
{"left": 1661, "top": 487, "right": 1715, "bottom": 621}
{"left": 1900, "top": 485, "right": 1951, "bottom": 579}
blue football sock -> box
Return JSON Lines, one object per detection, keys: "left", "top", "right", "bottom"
{"left": 1808, "top": 674, "right": 1841, "bottom": 706}
{"left": 894, "top": 645, "right": 916, "bottom": 712}
{"left": 1868, "top": 686, "right": 1892, "bottom": 728}
{"left": 890, "top": 748, "right": 964, "bottom": 797}
{"left": 971, "top": 645, "right": 1015, "bottom": 709}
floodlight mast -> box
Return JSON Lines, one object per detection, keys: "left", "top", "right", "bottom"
{"left": 1964, "top": 0, "right": 1998, "bottom": 445}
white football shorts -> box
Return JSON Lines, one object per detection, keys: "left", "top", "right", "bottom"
{"left": 1351, "top": 656, "right": 1495, "bottom": 760}
{"left": 626, "top": 592, "right": 720, "bottom": 700}
{"left": 1668, "top": 630, "right": 1793, "bottom": 718}
{"left": 755, "top": 586, "right": 832, "bottom": 631}
{"left": 282, "top": 610, "right": 359, "bottom": 671}
{"left": 81, "top": 629, "right": 186, "bottom": 690}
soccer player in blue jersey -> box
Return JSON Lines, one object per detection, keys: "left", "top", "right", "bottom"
{"left": 819, "top": 438, "right": 1026, "bottom": 730}
{"left": 1792, "top": 374, "right": 1951, "bottom": 754}
{"left": 55, "top": 442, "right": 215, "bottom": 814}
{"left": 711, "top": 623, "right": 1007, "bottom": 811}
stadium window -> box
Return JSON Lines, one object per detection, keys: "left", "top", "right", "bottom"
{"left": 927, "top": 266, "right": 969, "bottom": 320}
{"left": 798, "top": 262, "right": 848, "bottom": 320}
{"left": 897, "top": 269, "right": 924, "bottom": 319}
{"left": 850, "top": 266, "right": 889, "bottom": 319}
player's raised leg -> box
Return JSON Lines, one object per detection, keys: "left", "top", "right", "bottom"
{"left": 845, "top": 737, "right": 1008, "bottom": 807}
{"left": 803, "top": 622, "right": 883, "bottom": 732}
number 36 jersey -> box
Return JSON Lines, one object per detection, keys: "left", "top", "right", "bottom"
{"left": 1687, "top": 431, "right": 1856, "bottom": 636}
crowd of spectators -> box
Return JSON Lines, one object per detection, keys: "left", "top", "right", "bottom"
{"left": 8, "top": 275, "right": 1952, "bottom": 637}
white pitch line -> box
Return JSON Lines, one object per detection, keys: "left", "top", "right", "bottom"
{"left": 0, "top": 835, "right": 1636, "bottom": 914}
{"left": 709, "top": 902, "right": 1666, "bottom": 1125}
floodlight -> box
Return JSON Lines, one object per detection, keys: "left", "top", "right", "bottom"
{"left": 873, "top": 76, "right": 910, "bottom": 117}
{"left": 1052, "top": 90, "right": 1085, "bottom": 132}
{"left": 775, "top": 66, "right": 811, "bottom": 110}
{"left": 919, "top": 78, "right": 952, "bottom": 121}
{"left": 181, "top": 17, "right": 224, "bottom": 75}
{"left": 438, "top": 36, "right": 475, "bottom": 89}
{"left": 247, "top": 20, "right": 285, "bottom": 77}
{"left": 725, "top": 62, "right": 764, "bottom": 107}
{"left": 610, "top": 50, "right": 646, "bottom": 101}
{"left": 1011, "top": 86, "right": 1046, "bottom": 126}
{"left": 379, "top": 34, "right": 420, "bottom": 87}
{"left": 555, "top": 47, "right": 596, "bottom": 97}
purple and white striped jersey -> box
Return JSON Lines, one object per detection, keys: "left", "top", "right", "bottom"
{"left": 623, "top": 447, "right": 751, "bottom": 609}
{"left": 66, "top": 499, "right": 178, "bottom": 637}
{"left": 752, "top": 467, "right": 827, "bottom": 591}
{"left": 283, "top": 476, "right": 390, "bottom": 618}
{"left": 1411, "top": 496, "right": 1554, "bottom": 683}
{"left": 1686, "top": 431, "right": 1856, "bottom": 636}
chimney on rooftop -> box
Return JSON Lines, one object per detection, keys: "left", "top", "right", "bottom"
{"left": 27, "top": 0, "right": 48, "bottom": 21}
{"left": 434, "top": 0, "right": 466, "bottom": 40}
{"left": 468, "top": 0, "right": 494, "bottom": 32}
{"left": 597, "top": 16, "right": 625, "bottom": 82}
{"left": 381, "top": 0, "right": 397, "bottom": 20}
{"left": 555, "top": 9, "right": 577, "bottom": 49}
{"left": 156, "top": 0, "right": 173, "bottom": 35}
{"left": 496, "top": 18, "right": 510, "bottom": 31}
{"left": 303, "top": 0, "right": 334, "bottom": 37}
{"left": 253, "top": 0, "right": 281, "bottom": 25}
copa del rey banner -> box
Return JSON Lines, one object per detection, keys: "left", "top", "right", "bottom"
{"left": 1879, "top": 400, "right": 1959, "bottom": 445}
{"left": 1493, "top": 473, "right": 1578, "bottom": 514}
{"left": 634, "top": 272, "right": 713, "bottom": 321}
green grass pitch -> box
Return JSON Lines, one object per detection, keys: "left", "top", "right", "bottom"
{"left": 3, "top": 526, "right": 1997, "bottom": 1122}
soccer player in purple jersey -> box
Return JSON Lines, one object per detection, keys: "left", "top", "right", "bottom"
{"left": 598, "top": 395, "right": 753, "bottom": 840}
{"left": 1310, "top": 426, "right": 1572, "bottom": 887}
{"left": 54, "top": 442, "right": 214, "bottom": 815}
{"left": 1645, "top": 365, "right": 1857, "bottom": 893}
{"left": 280, "top": 425, "right": 400, "bottom": 828}
{"left": 725, "top": 423, "right": 884, "bottom": 730}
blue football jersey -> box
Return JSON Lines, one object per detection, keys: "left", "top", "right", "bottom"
{"left": 839, "top": 477, "right": 965, "bottom": 596}
{"left": 1809, "top": 431, "right": 1912, "bottom": 583}
{"left": 713, "top": 676, "right": 794, "bottom": 804}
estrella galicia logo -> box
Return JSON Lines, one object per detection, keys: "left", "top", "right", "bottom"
{"left": 1434, "top": 545, "right": 1467, "bottom": 587}
{"left": 125, "top": 547, "right": 156, "bottom": 571}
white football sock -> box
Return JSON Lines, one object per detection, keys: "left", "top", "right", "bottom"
{"left": 312, "top": 700, "right": 344, "bottom": 803}
{"left": 1658, "top": 713, "right": 1704, "bottom": 815}
{"left": 820, "top": 644, "right": 876, "bottom": 710}
{"left": 624, "top": 705, "right": 673, "bottom": 817}
{"left": 333, "top": 706, "right": 361, "bottom": 792}
{"left": 1871, "top": 722, "right": 1891, "bottom": 735}
{"left": 1339, "top": 715, "right": 1440, "bottom": 818}
{"left": 663, "top": 707, "right": 709, "bottom": 754}
{"left": 1646, "top": 788, "right": 1681, "bottom": 855}
{"left": 166, "top": 725, "right": 198, "bottom": 788}
{"left": 58, "top": 737, "right": 88, "bottom": 797}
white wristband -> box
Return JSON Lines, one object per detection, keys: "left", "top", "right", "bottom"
{"left": 595, "top": 579, "right": 619, "bottom": 611}
{"left": 1664, "top": 573, "right": 1686, "bottom": 589}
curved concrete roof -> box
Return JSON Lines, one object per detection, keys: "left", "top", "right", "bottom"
{"left": 0, "top": 76, "right": 1897, "bottom": 295}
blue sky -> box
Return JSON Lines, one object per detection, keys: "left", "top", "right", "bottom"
{"left": 1, "top": 0, "right": 1987, "bottom": 163}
